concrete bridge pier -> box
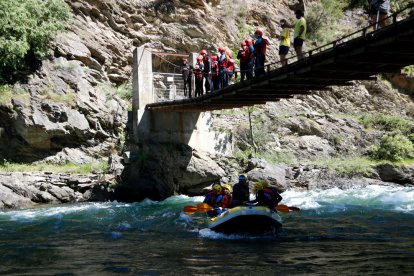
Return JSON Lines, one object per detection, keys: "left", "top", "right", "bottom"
{"left": 132, "top": 46, "right": 232, "bottom": 155}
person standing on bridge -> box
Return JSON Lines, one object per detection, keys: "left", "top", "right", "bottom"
{"left": 211, "top": 54, "right": 220, "bottom": 92}
{"left": 181, "top": 59, "right": 193, "bottom": 98}
{"left": 194, "top": 55, "right": 204, "bottom": 97}
{"left": 252, "top": 29, "right": 269, "bottom": 77}
{"left": 276, "top": 19, "right": 291, "bottom": 66}
{"left": 293, "top": 10, "right": 306, "bottom": 60}
{"left": 237, "top": 41, "right": 251, "bottom": 81}
{"left": 218, "top": 46, "right": 228, "bottom": 89}
{"left": 369, "top": 0, "right": 390, "bottom": 30}
{"left": 200, "top": 50, "right": 212, "bottom": 93}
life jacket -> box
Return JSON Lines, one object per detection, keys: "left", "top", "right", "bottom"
{"left": 203, "top": 55, "right": 212, "bottom": 73}
{"left": 254, "top": 37, "right": 270, "bottom": 56}
{"left": 217, "top": 193, "right": 232, "bottom": 208}
{"left": 211, "top": 61, "right": 219, "bottom": 76}
{"left": 237, "top": 49, "right": 250, "bottom": 63}
{"left": 194, "top": 63, "right": 204, "bottom": 78}
{"left": 226, "top": 58, "right": 235, "bottom": 73}
{"left": 258, "top": 187, "right": 282, "bottom": 208}
{"left": 203, "top": 190, "right": 216, "bottom": 207}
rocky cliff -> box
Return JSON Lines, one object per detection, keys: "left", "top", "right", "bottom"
{"left": 1, "top": 0, "right": 413, "bottom": 209}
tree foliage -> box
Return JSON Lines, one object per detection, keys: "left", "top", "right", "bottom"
{"left": 0, "top": 0, "right": 70, "bottom": 83}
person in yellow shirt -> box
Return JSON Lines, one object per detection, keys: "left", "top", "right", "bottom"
{"left": 293, "top": 10, "right": 306, "bottom": 60}
{"left": 276, "top": 19, "right": 291, "bottom": 66}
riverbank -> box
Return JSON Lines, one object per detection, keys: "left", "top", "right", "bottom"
{"left": 0, "top": 172, "right": 115, "bottom": 209}
{"left": 2, "top": 157, "right": 413, "bottom": 210}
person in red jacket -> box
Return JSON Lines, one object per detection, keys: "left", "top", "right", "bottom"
{"left": 200, "top": 49, "right": 212, "bottom": 93}
{"left": 218, "top": 184, "right": 233, "bottom": 209}
{"left": 211, "top": 55, "right": 220, "bottom": 92}
{"left": 217, "top": 46, "right": 228, "bottom": 89}
{"left": 252, "top": 29, "right": 269, "bottom": 77}
{"left": 237, "top": 41, "right": 251, "bottom": 82}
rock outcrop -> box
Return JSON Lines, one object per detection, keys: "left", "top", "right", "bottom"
{"left": 0, "top": 172, "right": 115, "bottom": 209}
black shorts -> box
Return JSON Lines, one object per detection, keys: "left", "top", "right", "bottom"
{"left": 279, "top": 45, "right": 289, "bottom": 55}
{"left": 294, "top": 38, "right": 304, "bottom": 48}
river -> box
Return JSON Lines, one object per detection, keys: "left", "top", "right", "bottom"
{"left": 1, "top": 185, "right": 413, "bottom": 275}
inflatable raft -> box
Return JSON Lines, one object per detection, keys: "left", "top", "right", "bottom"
{"left": 207, "top": 206, "right": 283, "bottom": 234}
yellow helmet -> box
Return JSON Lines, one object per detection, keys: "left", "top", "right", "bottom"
{"left": 253, "top": 180, "right": 269, "bottom": 193}
{"left": 222, "top": 184, "right": 232, "bottom": 192}
{"left": 212, "top": 183, "right": 222, "bottom": 193}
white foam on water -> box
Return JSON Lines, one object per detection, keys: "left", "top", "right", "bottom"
{"left": 0, "top": 202, "right": 130, "bottom": 222}
{"left": 281, "top": 185, "right": 414, "bottom": 213}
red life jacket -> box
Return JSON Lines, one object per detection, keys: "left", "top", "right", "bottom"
{"left": 218, "top": 54, "right": 227, "bottom": 69}
{"left": 211, "top": 61, "right": 219, "bottom": 76}
{"left": 218, "top": 194, "right": 232, "bottom": 208}
{"left": 254, "top": 38, "right": 270, "bottom": 56}
{"left": 194, "top": 63, "right": 203, "bottom": 78}
{"left": 226, "top": 58, "right": 235, "bottom": 72}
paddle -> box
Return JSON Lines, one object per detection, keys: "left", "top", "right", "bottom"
{"left": 183, "top": 203, "right": 213, "bottom": 214}
{"left": 275, "top": 204, "right": 301, "bottom": 214}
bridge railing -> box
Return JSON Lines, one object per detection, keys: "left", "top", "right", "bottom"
{"left": 153, "top": 72, "right": 186, "bottom": 102}
{"left": 262, "top": 2, "right": 414, "bottom": 73}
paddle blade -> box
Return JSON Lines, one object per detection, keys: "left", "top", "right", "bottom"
{"left": 275, "top": 205, "right": 290, "bottom": 214}
{"left": 288, "top": 206, "right": 301, "bottom": 211}
{"left": 183, "top": 205, "right": 197, "bottom": 214}
{"left": 197, "top": 203, "right": 213, "bottom": 212}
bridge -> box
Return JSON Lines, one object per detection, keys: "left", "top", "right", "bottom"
{"left": 131, "top": 5, "right": 414, "bottom": 155}
{"left": 145, "top": 6, "right": 414, "bottom": 112}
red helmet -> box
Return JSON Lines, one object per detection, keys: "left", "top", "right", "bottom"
{"left": 211, "top": 55, "right": 218, "bottom": 61}
{"left": 200, "top": 49, "right": 208, "bottom": 55}
{"left": 218, "top": 46, "right": 225, "bottom": 53}
{"left": 245, "top": 38, "right": 253, "bottom": 46}
{"left": 197, "top": 55, "right": 203, "bottom": 61}
{"left": 241, "top": 41, "right": 246, "bottom": 47}
{"left": 255, "top": 29, "right": 263, "bottom": 37}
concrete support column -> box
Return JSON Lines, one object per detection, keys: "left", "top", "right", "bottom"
{"left": 132, "top": 46, "right": 153, "bottom": 143}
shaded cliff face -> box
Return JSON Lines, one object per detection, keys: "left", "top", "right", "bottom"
{"left": 1, "top": 0, "right": 304, "bottom": 162}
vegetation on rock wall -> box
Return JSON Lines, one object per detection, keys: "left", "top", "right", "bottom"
{"left": 0, "top": 0, "right": 70, "bottom": 83}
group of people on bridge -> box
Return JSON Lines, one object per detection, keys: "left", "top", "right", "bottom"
{"left": 181, "top": 0, "right": 391, "bottom": 98}
{"left": 203, "top": 175, "right": 283, "bottom": 217}
{"left": 181, "top": 9, "right": 307, "bottom": 98}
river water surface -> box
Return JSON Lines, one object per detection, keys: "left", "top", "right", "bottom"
{"left": 1, "top": 185, "right": 414, "bottom": 275}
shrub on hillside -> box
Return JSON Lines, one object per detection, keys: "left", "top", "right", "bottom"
{"left": 370, "top": 132, "right": 414, "bottom": 161}
{"left": 0, "top": 0, "right": 70, "bottom": 83}
{"left": 306, "top": 0, "right": 347, "bottom": 44}
{"left": 359, "top": 113, "right": 414, "bottom": 134}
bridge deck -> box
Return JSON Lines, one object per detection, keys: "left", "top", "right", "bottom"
{"left": 146, "top": 13, "right": 414, "bottom": 112}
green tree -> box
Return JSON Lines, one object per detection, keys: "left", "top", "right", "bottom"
{"left": 0, "top": 0, "right": 70, "bottom": 83}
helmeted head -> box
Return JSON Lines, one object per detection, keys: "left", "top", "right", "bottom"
{"left": 200, "top": 49, "right": 208, "bottom": 55}
{"left": 253, "top": 180, "right": 269, "bottom": 193}
{"left": 212, "top": 183, "right": 222, "bottom": 194}
{"left": 295, "top": 10, "right": 304, "bottom": 19}
{"left": 238, "top": 174, "right": 247, "bottom": 185}
{"left": 254, "top": 29, "right": 263, "bottom": 38}
{"left": 197, "top": 55, "right": 203, "bottom": 62}
{"left": 245, "top": 38, "right": 253, "bottom": 46}
{"left": 222, "top": 184, "right": 232, "bottom": 193}
{"left": 211, "top": 55, "right": 218, "bottom": 61}
{"left": 241, "top": 41, "right": 246, "bottom": 47}
{"left": 218, "top": 46, "right": 225, "bottom": 53}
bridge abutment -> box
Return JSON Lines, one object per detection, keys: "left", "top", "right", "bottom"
{"left": 132, "top": 46, "right": 232, "bottom": 155}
